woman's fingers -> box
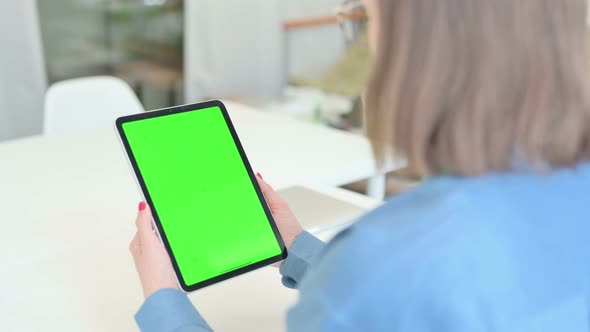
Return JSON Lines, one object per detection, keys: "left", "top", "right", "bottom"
{"left": 255, "top": 172, "right": 272, "bottom": 193}
{"left": 256, "top": 173, "right": 289, "bottom": 211}
{"left": 136, "top": 201, "right": 155, "bottom": 242}
{"left": 129, "top": 233, "right": 140, "bottom": 255}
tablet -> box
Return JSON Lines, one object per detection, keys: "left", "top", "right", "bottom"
{"left": 116, "top": 100, "right": 287, "bottom": 292}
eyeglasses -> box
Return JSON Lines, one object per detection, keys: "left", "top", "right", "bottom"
{"left": 335, "top": 0, "right": 368, "bottom": 45}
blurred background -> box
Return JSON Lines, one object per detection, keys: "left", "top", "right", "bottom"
{"left": 2, "top": 0, "right": 370, "bottom": 141}
{"left": 3, "top": 2, "right": 590, "bottom": 331}
{"left": 5, "top": 0, "right": 590, "bottom": 196}
{"left": 0, "top": 4, "right": 400, "bottom": 330}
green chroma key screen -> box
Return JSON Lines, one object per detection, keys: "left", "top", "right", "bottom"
{"left": 119, "top": 104, "right": 284, "bottom": 290}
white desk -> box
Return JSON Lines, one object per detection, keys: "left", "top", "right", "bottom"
{"left": 0, "top": 102, "right": 393, "bottom": 331}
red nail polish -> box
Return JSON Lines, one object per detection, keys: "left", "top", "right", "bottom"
{"left": 256, "top": 172, "right": 264, "bottom": 180}
{"left": 139, "top": 201, "right": 147, "bottom": 211}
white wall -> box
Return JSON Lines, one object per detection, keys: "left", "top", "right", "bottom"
{"left": 0, "top": 0, "right": 47, "bottom": 141}
{"left": 283, "top": 0, "right": 347, "bottom": 78}
{"left": 184, "top": 0, "right": 347, "bottom": 102}
{"left": 184, "top": 1, "right": 284, "bottom": 102}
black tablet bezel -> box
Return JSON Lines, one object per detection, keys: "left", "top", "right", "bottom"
{"left": 116, "top": 100, "right": 287, "bottom": 292}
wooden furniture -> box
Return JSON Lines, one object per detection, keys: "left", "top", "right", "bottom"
{"left": 283, "top": 11, "right": 367, "bottom": 31}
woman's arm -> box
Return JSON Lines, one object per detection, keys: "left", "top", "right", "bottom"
{"left": 135, "top": 289, "right": 212, "bottom": 332}
{"left": 258, "top": 173, "right": 326, "bottom": 288}
{"left": 130, "top": 174, "right": 325, "bottom": 331}
{"left": 134, "top": 228, "right": 325, "bottom": 332}
{"left": 131, "top": 203, "right": 210, "bottom": 331}
{"left": 279, "top": 230, "right": 326, "bottom": 288}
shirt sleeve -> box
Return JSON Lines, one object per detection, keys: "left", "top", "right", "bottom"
{"left": 135, "top": 231, "right": 325, "bottom": 331}
{"left": 285, "top": 227, "right": 364, "bottom": 331}
{"left": 135, "top": 288, "right": 212, "bottom": 332}
{"left": 279, "top": 231, "right": 326, "bottom": 289}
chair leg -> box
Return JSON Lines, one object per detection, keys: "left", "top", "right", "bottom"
{"left": 366, "top": 174, "right": 386, "bottom": 200}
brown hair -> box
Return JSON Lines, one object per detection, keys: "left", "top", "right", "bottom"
{"left": 364, "top": 0, "right": 590, "bottom": 176}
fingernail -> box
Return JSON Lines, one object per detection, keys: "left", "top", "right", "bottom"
{"left": 256, "top": 172, "right": 264, "bottom": 180}
{"left": 139, "top": 201, "right": 147, "bottom": 211}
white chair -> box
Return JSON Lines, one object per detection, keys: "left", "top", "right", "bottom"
{"left": 44, "top": 76, "right": 144, "bottom": 135}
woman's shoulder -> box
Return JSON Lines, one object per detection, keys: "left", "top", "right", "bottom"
{"left": 297, "top": 168, "right": 590, "bottom": 329}
{"left": 308, "top": 176, "right": 484, "bottom": 287}
{"left": 309, "top": 175, "right": 517, "bottom": 300}
{"left": 353, "top": 164, "right": 590, "bottom": 236}
{"left": 296, "top": 177, "right": 497, "bottom": 329}
{"left": 353, "top": 175, "right": 476, "bottom": 235}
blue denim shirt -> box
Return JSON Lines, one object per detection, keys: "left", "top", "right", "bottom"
{"left": 136, "top": 164, "right": 590, "bottom": 331}
{"left": 136, "top": 231, "right": 324, "bottom": 332}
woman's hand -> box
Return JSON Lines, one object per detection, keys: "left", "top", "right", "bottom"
{"left": 129, "top": 173, "right": 303, "bottom": 298}
{"left": 256, "top": 173, "right": 303, "bottom": 250}
{"left": 130, "top": 202, "right": 178, "bottom": 299}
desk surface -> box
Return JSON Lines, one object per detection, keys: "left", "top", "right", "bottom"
{"left": 1, "top": 101, "right": 391, "bottom": 190}
{"left": 0, "top": 102, "right": 392, "bottom": 331}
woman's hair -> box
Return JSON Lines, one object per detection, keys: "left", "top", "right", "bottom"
{"left": 364, "top": 0, "right": 590, "bottom": 176}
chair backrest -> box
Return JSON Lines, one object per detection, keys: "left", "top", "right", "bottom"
{"left": 44, "top": 76, "right": 144, "bottom": 135}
